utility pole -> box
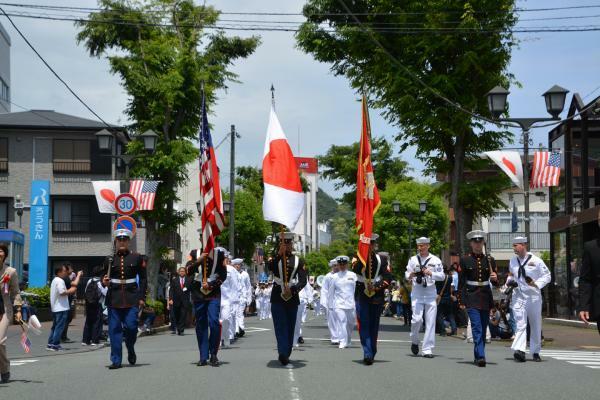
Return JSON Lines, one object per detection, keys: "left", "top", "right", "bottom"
{"left": 229, "top": 124, "right": 236, "bottom": 256}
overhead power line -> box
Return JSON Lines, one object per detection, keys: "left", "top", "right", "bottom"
{"left": 0, "top": 6, "right": 113, "bottom": 129}
{"left": 5, "top": 10, "right": 600, "bottom": 34}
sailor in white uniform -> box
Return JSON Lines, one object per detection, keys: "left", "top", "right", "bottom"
{"left": 507, "top": 236, "right": 551, "bottom": 362}
{"left": 220, "top": 253, "right": 240, "bottom": 347}
{"left": 233, "top": 259, "right": 252, "bottom": 338}
{"left": 293, "top": 281, "right": 314, "bottom": 346}
{"left": 330, "top": 256, "right": 357, "bottom": 349}
{"left": 320, "top": 260, "right": 339, "bottom": 344}
{"left": 405, "top": 237, "right": 445, "bottom": 358}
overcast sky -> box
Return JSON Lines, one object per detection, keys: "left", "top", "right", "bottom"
{"left": 2, "top": 0, "right": 600, "bottom": 198}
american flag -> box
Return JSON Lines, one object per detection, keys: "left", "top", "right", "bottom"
{"left": 530, "top": 151, "right": 561, "bottom": 188}
{"left": 253, "top": 247, "right": 264, "bottom": 265}
{"left": 129, "top": 180, "right": 159, "bottom": 210}
{"left": 20, "top": 332, "right": 31, "bottom": 353}
{"left": 198, "top": 92, "right": 225, "bottom": 254}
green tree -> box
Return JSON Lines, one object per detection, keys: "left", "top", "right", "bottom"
{"left": 77, "top": 0, "right": 259, "bottom": 297}
{"left": 375, "top": 181, "right": 449, "bottom": 273}
{"left": 304, "top": 251, "right": 330, "bottom": 277}
{"left": 219, "top": 190, "right": 271, "bottom": 263}
{"left": 318, "top": 137, "right": 411, "bottom": 206}
{"left": 297, "top": 0, "right": 517, "bottom": 253}
{"left": 316, "top": 188, "right": 338, "bottom": 223}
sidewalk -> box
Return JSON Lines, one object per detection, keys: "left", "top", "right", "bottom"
{"left": 3, "top": 313, "right": 170, "bottom": 360}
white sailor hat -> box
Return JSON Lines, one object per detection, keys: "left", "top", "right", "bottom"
{"left": 336, "top": 255, "right": 350, "bottom": 264}
{"left": 466, "top": 230, "right": 486, "bottom": 242}
{"left": 371, "top": 233, "right": 379, "bottom": 242}
{"left": 113, "top": 228, "right": 133, "bottom": 239}
{"left": 231, "top": 258, "right": 243, "bottom": 265}
{"left": 329, "top": 259, "right": 337, "bottom": 267}
{"left": 279, "top": 232, "right": 295, "bottom": 242}
{"left": 512, "top": 236, "right": 528, "bottom": 245}
{"left": 416, "top": 237, "right": 430, "bottom": 245}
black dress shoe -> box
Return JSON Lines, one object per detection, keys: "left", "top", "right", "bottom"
{"left": 298, "top": 336, "right": 304, "bottom": 344}
{"left": 238, "top": 329, "right": 245, "bottom": 338}
{"left": 363, "top": 357, "right": 374, "bottom": 365}
{"left": 513, "top": 350, "right": 526, "bottom": 362}
{"left": 1, "top": 372, "right": 10, "bottom": 383}
{"left": 278, "top": 355, "right": 289, "bottom": 366}
{"left": 533, "top": 353, "right": 542, "bottom": 362}
{"left": 62, "top": 338, "right": 74, "bottom": 344}
{"left": 128, "top": 351, "right": 137, "bottom": 365}
{"left": 197, "top": 360, "right": 208, "bottom": 366}
{"left": 423, "top": 354, "right": 434, "bottom": 359}
{"left": 209, "top": 355, "right": 220, "bottom": 367}
{"left": 178, "top": 332, "right": 184, "bottom": 336}
{"left": 476, "top": 359, "right": 486, "bottom": 367}
{"left": 411, "top": 344, "right": 419, "bottom": 355}
{"left": 171, "top": 331, "right": 176, "bottom": 335}
{"left": 108, "top": 364, "right": 122, "bottom": 370}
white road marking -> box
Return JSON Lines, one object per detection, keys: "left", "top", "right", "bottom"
{"left": 540, "top": 350, "right": 600, "bottom": 370}
{"left": 287, "top": 366, "right": 301, "bottom": 400}
{"left": 302, "top": 337, "right": 411, "bottom": 343}
{"left": 244, "top": 327, "right": 271, "bottom": 333}
{"left": 10, "top": 359, "right": 39, "bottom": 367}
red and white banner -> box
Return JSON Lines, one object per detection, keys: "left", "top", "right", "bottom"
{"left": 91, "top": 180, "right": 120, "bottom": 213}
{"left": 262, "top": 106, "right": 304, "bottom": 230}
{"left": 356, "top": 95, "right": 381, "bottom": 265}
{"left": 484, "top": 151, "right": 524, "bottom": 190}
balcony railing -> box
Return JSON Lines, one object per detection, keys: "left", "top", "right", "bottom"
{"left": 488, "top": 232, "right": 550, "bottom": 251}
{"left": 53, "top": 160, "right": 91, "bottom": 173}
{"left": 53, "top": 221, "right": 92, "bottom": 233}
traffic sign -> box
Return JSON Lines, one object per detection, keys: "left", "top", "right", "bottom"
{"left": 115, "top": 193, "right": 137, "bottom": 215}
{"left": 113, "top": 216, "right": 137, "bottom": 238}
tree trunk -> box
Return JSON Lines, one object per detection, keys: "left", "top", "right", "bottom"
{"left": 450, "top": 135, "right": 466, "bottom": 256}
{"left": 144, "top": 219, "right": 161, "bottom": 301}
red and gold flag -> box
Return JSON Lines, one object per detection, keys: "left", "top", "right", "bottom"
{"left": 356, "top": 94, "right": 381, "bottom": 264}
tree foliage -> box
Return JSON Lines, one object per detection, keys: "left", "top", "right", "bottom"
{"left": 318, "top": 137, "right": 411, "bottom": 206}
{"left": 76, "top": 0, "right": 259, "bottom": 297}
{"left": 219, "top": 190, "right": 271, "bottom": 263}
{"left": 316, "top": 188, "right": 338, "bottom": 223}
{"left": 297, "top": 0, "right": 517, "bottom": 253}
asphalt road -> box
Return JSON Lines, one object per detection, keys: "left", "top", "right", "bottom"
{"left": 2, "top": 313, "right": 600, "bottom": 400}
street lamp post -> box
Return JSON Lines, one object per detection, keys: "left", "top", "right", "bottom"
{"left": 392, "top": 199, "right": 427, "bottom": 257}
{"left": 486, "top": 85, "right": 568, "bottom": 239}
{"left": 95, "top": 129, "right": 159, "bottom": 188}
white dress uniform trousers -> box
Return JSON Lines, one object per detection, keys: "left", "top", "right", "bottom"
{"left": 321, "top": 272, "right": 339, "bottom": 343}
{"left": 220, "top": 265, "right": 240, "bottom": 344}
{"left": 405, "top": 253, "right": 445, "bottom": 355}
{"left": 508, "top": 252, "right": 551, "bottom": 355}
{"left": 293, "top": 284, "right": 314, "bottom": 345}
{"left": 331, "top": 270, "right": 357, "bottom": 349}
{"left": 236, "top": 270, "right": 252, "bottom": 332}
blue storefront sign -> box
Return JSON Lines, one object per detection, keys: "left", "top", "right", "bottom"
{"left": 28, "top": 180, "right": 50, "bottom": 287}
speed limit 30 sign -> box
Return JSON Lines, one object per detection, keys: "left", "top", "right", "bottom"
{"left": 115, "top": 193, "right": 137, "bottom": 215}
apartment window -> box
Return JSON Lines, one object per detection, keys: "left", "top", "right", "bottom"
{"left": 0, "top": 137, "right": 7, "bottom": 172}
{"left": 0, "top": 78, "right": 8, "bottom": 102}
{"left": 53, "top": 139, "right": 91, "bottom": 173}
{"left": 52, "top": 197, "right": 111, "bottom": 233}
{"left": 0, "top": 200, "right": 7, "bottom": 229}
{"left": 53, "top": 199, "right": 90, "bottom": 232}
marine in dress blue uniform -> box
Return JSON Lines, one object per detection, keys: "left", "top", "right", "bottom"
{"left": 268, "top": 232, "right": 308, "bottom": 366}
{"left": 105, "top": 229, "right": 147, "bottom": 369}
{"left": 351, "top": 234, "right": 392, "bottom": 365}
{"left": 186, "top": 247, "right": 227, "bottom": 367}
{"left": 458, "top": 230, "right": 498, "bottom": 367}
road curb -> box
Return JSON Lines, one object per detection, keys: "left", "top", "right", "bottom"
{"left": 544, "top": 318, "right": 598, "bottom": 330}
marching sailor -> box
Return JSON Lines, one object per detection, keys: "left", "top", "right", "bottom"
{"left": 507, "top": 236, "right": 551, "bottom": 362}
{"left": 331, "top": 256, "right": 357, "bottom": 349}
{"left": 233, "top": 258, "right": 251, "bottom": 338}
{"left": 320, "top": 259, "right": 339, "bottom": 344}
{"left": 352, "top": 233, "right": 393, "bottom": 365}
{"left": 105, "top": 228, "right": 147, "bottom": 369}
{"left": 268, "top": 232, "right": 307, "bottom": 365}
{"left": 294, "top": 279, "right": 314, "bottom": 346}
{"left": 186, "top": 247, "right": 227, "bottom": 366}
{"left": 458, "top": 230, "right": 498, "bottom": 367}
{"left": 220, "top": 252, "right": 240, "bottom": 348}
{"left": 405, "top": 237, "right": 445, "bottom": 358}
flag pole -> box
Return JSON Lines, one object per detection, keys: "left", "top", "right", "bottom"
{"left": 271, "top": 84, "right": 276, "bottom": 109}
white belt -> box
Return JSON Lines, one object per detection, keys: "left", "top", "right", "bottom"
{"left": 111, "top": 278, "right": 136, "bottom": 284}
{"left": 466, "top": 280, "right": 488, "bottom": 287}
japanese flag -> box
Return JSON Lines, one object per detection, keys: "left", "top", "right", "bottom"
{"left": 262, "top": 106, "right": 304, "bottom": 229}
{"left": 92, "top": 181, "right": 121, "bottom": 213}
{"left": 484, "top": 151, "right": 524, "bottom": 190}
